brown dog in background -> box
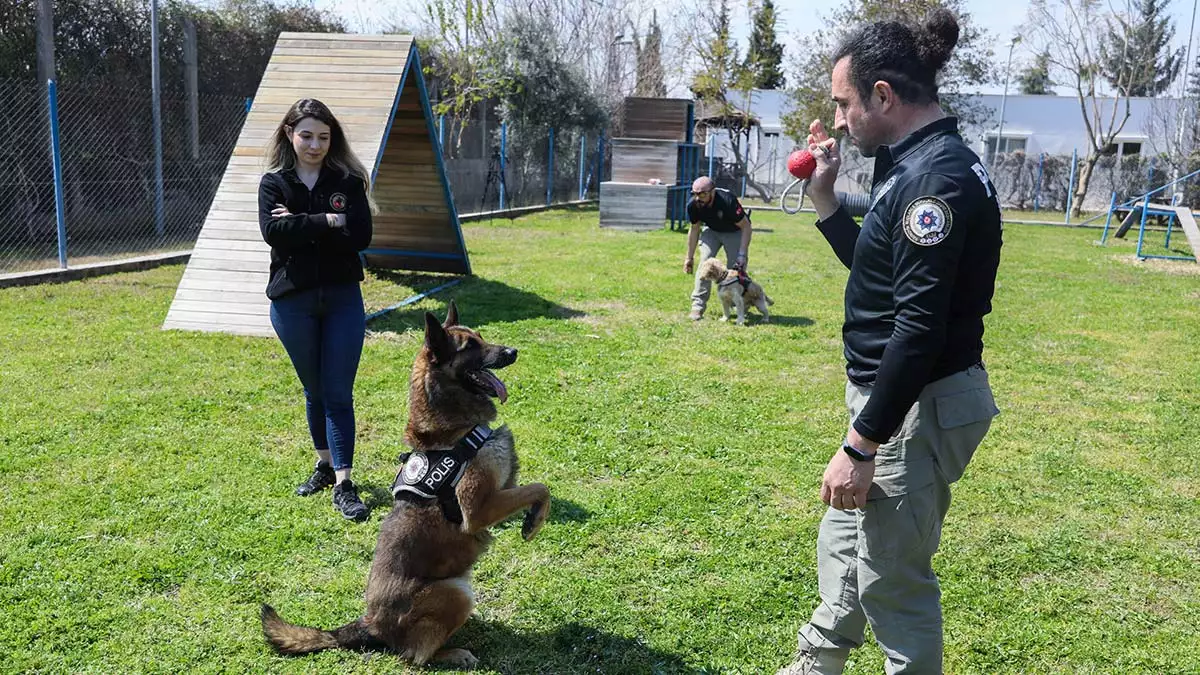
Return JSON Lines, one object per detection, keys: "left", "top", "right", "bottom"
{"left": 261, "top": 302, "right": 550, "bottom": 669}
{"left": 698, "top": 258, "right": 774, "bottom": 325}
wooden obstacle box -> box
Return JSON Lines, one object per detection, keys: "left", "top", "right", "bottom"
{"left": 163, "top": 32, "right": 468, "bottom": 337}
{"left": 599, "top": 97, "right": 695, "bottom": 232}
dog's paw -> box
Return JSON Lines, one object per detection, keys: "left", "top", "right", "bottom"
{"left": 436, "top": 648, "right": 479, "bottom": 669}
{"left": 522, "top": 496, "right": 551, "bottom": 540}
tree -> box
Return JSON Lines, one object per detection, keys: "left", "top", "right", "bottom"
{"left": 1100, "top": 0, "right": 1184, "bottom": 97}
{"left": 419, "top": 0, "right": 517, "bottom": 154}
{"left": 689, "top": 0, "right": 743, "bottom": 105}
{"left": 0, "top": 0, "right": 345, "bottom": 93}
{"left": 745, "top": 0, "right": 785, "bottom": 89}
{"left": 1026, "top": 0, "right": 1137, "bottom": 216}
{"left": 781, "top": 0, "right": 995, "bottom": 144}
{"left": 634, "top": 10, "right": 667, "bottom": 97}
{"left": 1018, "top": 49, "right": 1056, "bottom": 94}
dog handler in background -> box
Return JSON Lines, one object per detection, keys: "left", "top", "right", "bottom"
{"left": 258, "top": 98, "right": 377, "bottom": 523}
{"left": 683, "top": 176, "right": 753, "bottom": 321}
{"left": 777, "top": 10, "right": 1002, "bottom": 674}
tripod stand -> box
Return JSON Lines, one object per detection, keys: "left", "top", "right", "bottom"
{"left": 479, "top": 147, "right": 507, "bottom": 219}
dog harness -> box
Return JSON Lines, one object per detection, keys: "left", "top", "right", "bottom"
{"left": 718, "top": 270, "right": 752, "bottom": 292}
{"left": 391, "top": 424, "right": 492, "bottom": 524}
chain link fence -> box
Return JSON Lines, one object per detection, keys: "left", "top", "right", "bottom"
{"left": 438, "top": 115, "right": 606, "bottom": 215}
{"left": 2, "top": 79, "right": 607, "bottom": 277}
{"left": 0, "top": 78, "right": 248, "bottom": 275}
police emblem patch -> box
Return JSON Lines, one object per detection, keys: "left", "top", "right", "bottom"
{"left": 902, "top": 197, "right": 952, "bottom": 246}
{"left": 401, "top": 452, "right": 429, "bottom": 485}
{"left": 329, "top": 192, "right": 347, "bottom": 211}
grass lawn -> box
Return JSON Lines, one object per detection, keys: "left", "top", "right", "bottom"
{"left": 1, "top": 206, "right": 1197, "bottom": 674}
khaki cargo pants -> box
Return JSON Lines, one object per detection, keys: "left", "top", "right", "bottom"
{"left": 691, "top": 227, "right": 744, "bottom": 314}
{"left": 796, "top": 363, "right": 1000, "bottom": 674}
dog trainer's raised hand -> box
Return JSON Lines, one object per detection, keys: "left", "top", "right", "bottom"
{"left": 806, "top": 120, "right": 842, "bottom": 221}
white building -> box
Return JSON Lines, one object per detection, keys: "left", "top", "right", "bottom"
{"left": 701, "top": 89, "right": 1189, "bottom": 205}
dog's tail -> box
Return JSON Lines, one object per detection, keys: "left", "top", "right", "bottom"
{"left": 261, "top": 604, "right": 384, "bottom": 655}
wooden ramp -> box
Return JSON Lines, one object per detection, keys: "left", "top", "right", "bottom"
{"left": 163, "top": 32, "right": 468, "bottom": 337}
{"left": 1171, "top": 206, "right": 1200, "bottom": 261}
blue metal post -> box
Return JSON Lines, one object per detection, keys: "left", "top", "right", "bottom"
{"left": 594, "top": 132, "right": 604, "bottom": 198}
{"left": 1166, "top": 212, "right": 1176, "bottom": 250}
{"left": 686, "top": 103, "right": 694, "bottom": 144}
{"left": 578, "top": 134, "right": 586, "bottom": 201}
{"left": 1135, "top": 197, "right": 1152, "bottom": 258}
{"left": 546, "top": 127, "right": 554, "bottom": 206}
{"left": 438, "top": 115, "right": 444, "bottom": 151}
{"left": 47, "top": 80, "right": 68, "bottom": 269}
{"left": 499, "top": 122, "right": 507, "bottom": 211}
{"left": 1100, "top": 191, "right": 1118, "bottom": 244}
{"left": 1033, "top": 153, "right": 1045, "bottom": 211}
{"left": 1065, "top": 148, "right": 1078, "bottom": 223}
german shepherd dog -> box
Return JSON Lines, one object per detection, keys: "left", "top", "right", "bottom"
{"left": 261, "top": 302, "right": 551, "bottom": 669}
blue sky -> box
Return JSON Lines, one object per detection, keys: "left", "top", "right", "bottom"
{"left": 293, "top": 0, "right": 1200, "bottom": 95}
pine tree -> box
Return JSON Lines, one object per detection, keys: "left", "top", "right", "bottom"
{"left": 1100, "top": 0, "right": 1184, "bottom": 97}
{"left": 745, "top": 0, "right": 785, "bottom": 89}
{"left": 635, "top": 11, "right": 667, "bottom": 97}
{"left": 1018, "top": 49, "right": 1055, "bottom": 94}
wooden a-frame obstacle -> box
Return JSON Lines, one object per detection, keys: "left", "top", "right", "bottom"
{"left": 163, "top": 32, "right": 469, "bottom": 337}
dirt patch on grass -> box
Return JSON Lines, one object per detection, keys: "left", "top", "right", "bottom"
{"left": 1113, "top": 254, "right": 1200, "bottom": 275}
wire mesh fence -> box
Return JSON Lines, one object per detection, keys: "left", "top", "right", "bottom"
{"left": 1, "top": 79, "right": 608, "bottom": 277}
{"left": 0, "top": 78, "right": 248, "bottom": 275}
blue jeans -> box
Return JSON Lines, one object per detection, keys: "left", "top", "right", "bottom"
{"left": 269, "top": 283, "right": 365, "bottom": 471}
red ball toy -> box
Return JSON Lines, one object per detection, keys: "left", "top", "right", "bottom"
{"left": 787, "top": 149, "right": 816, "bottom": 180}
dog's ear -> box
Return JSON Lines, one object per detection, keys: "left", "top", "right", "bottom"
{"left": 424, "top": 311, "right": 455, "bottom": 364}
{"left": 443, "top": 300, "right": 459, "bottom": 328}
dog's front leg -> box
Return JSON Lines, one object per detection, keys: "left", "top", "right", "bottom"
{"left": 719, "top": 293, "right": 731, "bottom": 322}
{"left": 734, "top": 292, "right": 747, "bottom": 326}
{"left": 460, "top": 483, "right": 551, "bottom": 540}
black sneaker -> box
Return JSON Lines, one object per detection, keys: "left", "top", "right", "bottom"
{"left": 332, "top": 480, "right": 370, "bottom": 521}
{"left": 295, "top": 461, "right": 335, "bottom": 496}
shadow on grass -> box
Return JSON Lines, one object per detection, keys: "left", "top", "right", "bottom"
{"left": 765, "top": 315, "right": 815, "bottom": 327}
{"left": 368, "top": 272, "right": 583, "bottom": 334}
{"left": 443, "top": 619, "right": 719, "bottom": 674}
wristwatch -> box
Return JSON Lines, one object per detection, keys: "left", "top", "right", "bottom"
{"left": 842, "top": 442, "right": 876, "bottom": 462}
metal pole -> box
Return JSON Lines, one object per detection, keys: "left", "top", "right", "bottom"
{"left": 499, "top": 122, "right": 507, "bottom": 211}
{"left": 1101, "top": 191, "right": 1117, "bottom": 244}
{"left": 546, "top": 127, "right": 554, "bottom": 206}
{"left": 595, "top": 132, "right": 604, "bottom": 198}
{"left": 48, "top": 80, "right": 68, "bottom": 269}
{"left": 183, "top": 17, "right": 199, "bottom": 161}
{"left": 151, "top": 0, "right": 165, "bottom": 238}
{"left": 438, "top": 114, "right": 445, "bottom": 151}
{"left": 37, "top": 0, "right": 55, "bottom": 87}
{"left": 578, "top": 133, "right": 586, "bottom": 201}
{"left": 992, "top": 37, "right": 1019, "bottom": 169}
{"left": 1065, "top": 148, "right": 1078, "bottom": 223}
{"left": 700, "top": 133, "right": 710, "bottom": 176}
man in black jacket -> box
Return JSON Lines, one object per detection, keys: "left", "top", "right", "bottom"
{"left": 778, "top": 10, "right": 1002, "bottom": 674}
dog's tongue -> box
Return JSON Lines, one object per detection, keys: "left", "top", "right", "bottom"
{"left": 479, "top": 370, "right": 508, "bottom": 403}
